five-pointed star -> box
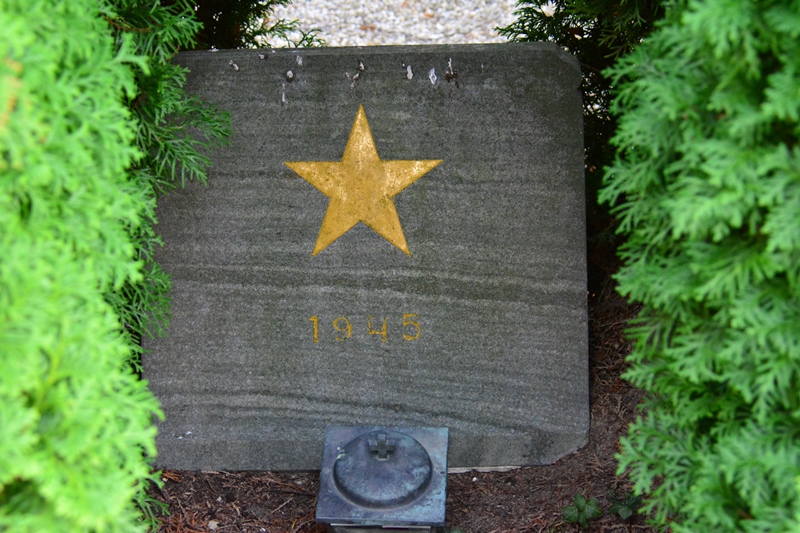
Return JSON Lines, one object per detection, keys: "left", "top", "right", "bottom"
{"left": 285, "top": 105, "right": 442, "bottom": 256}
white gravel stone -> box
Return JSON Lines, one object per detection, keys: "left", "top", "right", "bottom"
{"left": 262, "top": 0, "right": 519, "bottom": 47}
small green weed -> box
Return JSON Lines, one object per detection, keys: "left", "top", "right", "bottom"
{"left": 563, "top": 493, "right": 602, "bottom": 528}
{"left": 135, "top": 478, "right": 169, "bottom": 533}
{"left": 608, "top": 491, "right": 642, "bottom": 520}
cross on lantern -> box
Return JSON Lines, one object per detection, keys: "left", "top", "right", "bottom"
{"left": 368, "top": 433, "right": 396, "bottom": 460}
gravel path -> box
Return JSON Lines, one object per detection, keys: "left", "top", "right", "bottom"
{"left": 264, "top": 0, "right": 520, "bottom": 47}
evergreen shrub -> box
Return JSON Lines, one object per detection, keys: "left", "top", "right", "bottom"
{"left": 0, "top": 0, "right": 160, "bottom": 530}
{"left": 601, "top": 0, "right": 800, "bottom": 530}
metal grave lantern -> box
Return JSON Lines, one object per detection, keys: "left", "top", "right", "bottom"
{"left": 317, "top": 426, "right": 448, "bottom": 532}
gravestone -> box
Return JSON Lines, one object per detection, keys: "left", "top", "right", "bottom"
{"left": 143, "top": 42, "right": 587, "bottom": 470}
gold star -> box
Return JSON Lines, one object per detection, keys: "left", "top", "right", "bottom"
{"left": 285, "top": 105, "right": 442, "bottom": 256}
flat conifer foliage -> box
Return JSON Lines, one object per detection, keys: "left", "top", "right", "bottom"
{"left": 0, "top": 1, "right": 160, "bottom": 530}
{"left": 602, "top": 0, "right": 800, "bottom": 530}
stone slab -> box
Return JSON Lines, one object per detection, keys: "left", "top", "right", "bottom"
{"left": 143, "top": 43, "right": 588, "bottom": 470}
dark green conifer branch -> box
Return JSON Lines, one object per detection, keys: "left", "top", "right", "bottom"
{"left": 103, "top": 0, "right": 232, "bottom": 374}
{"left": 189, "top": 0, "right": 324, "bottom": 49}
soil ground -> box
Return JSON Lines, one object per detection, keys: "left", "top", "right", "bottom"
{"left": 149, "top": 278, "right": 648, "bottom": 533}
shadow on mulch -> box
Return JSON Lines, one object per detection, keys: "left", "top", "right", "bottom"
{"left": 149, "top": 280, "right": 648, "bottom": 533}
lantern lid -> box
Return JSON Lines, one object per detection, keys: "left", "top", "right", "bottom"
{"left": 316, "top": 426, "right": 448, "bottom": 527}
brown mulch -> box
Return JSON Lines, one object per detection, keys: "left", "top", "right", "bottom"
{"left": 149, "top": 279, "right": 648, "bottom": 533}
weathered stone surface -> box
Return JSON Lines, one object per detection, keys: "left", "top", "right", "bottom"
{"left": 143, "top": 43, "right": 587, "bottom": 470}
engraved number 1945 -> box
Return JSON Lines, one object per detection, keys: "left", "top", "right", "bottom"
{"left": 308, "top": 314, "right": 421, "bottom": 343}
